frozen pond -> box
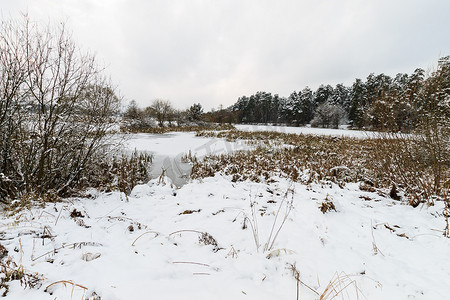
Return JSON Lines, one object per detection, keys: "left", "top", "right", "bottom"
{"left": 122, "top": 132, "right": 251, "bottom": 187}
{"left": 120, "top": 126, "right": 376, "bottom": 186}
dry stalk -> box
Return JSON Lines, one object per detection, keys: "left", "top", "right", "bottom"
{"left": 168, "top": 229, "right": 204, "bottom": 236}
{"left": 444, "top": 188, "right": 449, "bottom": 237}
{"left": 44, "top": 280, "right": 88, "bottom": 297}
{"left": 131, "top": 231, "right": 160, "bottom": 246}
{"left": 288, "top": 263, "right": 320, "bottom": 299}
{"left": 172, "top": 261, "right": 220, "bottom": 274}
{"left": 265, "top": 186, "right": 294, "bottom": 252}
{"left": 158, "top": 168, "right": 167, "bottom": 185}
{"left": 319, "top": 272, "right": 364, "bottom": 300}
{"left": 370, "top": 220, "right": 384, "bottom": 256}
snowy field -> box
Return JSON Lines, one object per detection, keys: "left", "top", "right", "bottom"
{"left": 1, "top": 176, "right": 449, "bottom": 299}
{"left": 1, "top": 128, "right": 449, "bottom": 299}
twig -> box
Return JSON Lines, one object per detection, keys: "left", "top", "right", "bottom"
{"left": 32, "top": 241, "right": 101, "bottom": 261}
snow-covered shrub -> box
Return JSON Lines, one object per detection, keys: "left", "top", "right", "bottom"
{"left": 0, "top": 16, "right": 124, "bottom": 200}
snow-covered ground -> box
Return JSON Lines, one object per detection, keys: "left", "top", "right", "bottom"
{"left": 1, "top": 128, "right": 449, "bottom": 299}
{"left": 1, "top": 176, "right": 449, "bottom": 299}
{"left": 235, "top": 124, "right": 376, "bottom": 138}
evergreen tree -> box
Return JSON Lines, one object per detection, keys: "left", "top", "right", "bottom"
{"left": 299, "top": 87, "right": 314, "bottom": 124}
{"left": 331, "top": 83, "right": 350, "bottom": 110}
{"left": 313, "top": 84, "right": 334, "bottom": 108}
{"left": 188, "top": 103, "right": 203, "bottom": 122}
{"left": 348, "top": 79, "right": 366, "bottom": 128}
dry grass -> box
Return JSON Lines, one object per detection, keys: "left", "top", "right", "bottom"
{"left": 319, "top": 272, "right": 365, "bottom": 300}
{"left": 121, "top": 123, "right": 235, "bottom": 134}
{"left": 288, "top": 264, "right": 369, "bottom": 300}
{"left": 3, "top": 150, "right": 153, "bottom": 207}
{"left": 0, "top": 258, "right": 43, "bottom": 296}
{"left": 44, "top": 280, "right": 88, "bottom": 297}
{"left": 320, "top": 196, "right": 337, "bottom": 214}
{"left": 192, "top": 130, "right": 449, "bottom": 203}
{"left": 169, "top": 230, "right": 222, "bottom": 252}
{"left": 181, "top": 150, "right": 198, "bottom": 164}
{"left": 82, "top": 150, "right": 153, "bottom": 196}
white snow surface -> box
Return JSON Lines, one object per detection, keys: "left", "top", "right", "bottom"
{"left": 1, "top": 175, "right": 449, "bottom": 299}
{"left": 2, "top": 129, "right": 449, "bottom": 299}
{"left": 124, "top": 132, "right": 249, "bottom": 157}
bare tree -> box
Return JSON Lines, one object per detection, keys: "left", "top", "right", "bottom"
{"left": 311, "top": 102, "right": 346, "bottom": 128}
{"left": 123, "top": 100, "right": 143, "bottom": 120}
{"left": 0, "top": 16, "right": 120, "bottom": 199}
{"left": 149, "top": 99, "right": 173, "bottom": 127}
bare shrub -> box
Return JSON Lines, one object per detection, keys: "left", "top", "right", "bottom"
{"left": 0, "top": 16, "right": 127, "bottom": 201}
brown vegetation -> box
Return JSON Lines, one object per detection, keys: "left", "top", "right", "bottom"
{"left": 192, "top": 130, "right": 448, "bottom": 203}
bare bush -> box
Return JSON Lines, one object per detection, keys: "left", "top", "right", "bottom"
{"left": 0, "top": 16, "right": 122, "bottom": 200}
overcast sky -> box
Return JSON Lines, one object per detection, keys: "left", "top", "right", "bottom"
{"left": 2, "top": 0, "right": 449, "bottom": 110}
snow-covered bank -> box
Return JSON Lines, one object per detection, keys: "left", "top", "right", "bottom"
{"left": 235, "top": 124, "right": 376, "bottom": 138}
{"left": 1, "top": 176, "right": 449, "bottom": 299}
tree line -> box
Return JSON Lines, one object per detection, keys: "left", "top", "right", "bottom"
{"left": 210, "top": 57, "right": 449, "bottom": 133}
{"left": 122, "top": 99, "right": 204, "bottom": 130}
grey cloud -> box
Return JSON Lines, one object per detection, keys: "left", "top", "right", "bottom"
{"left": 2, "top": 0, "right": 449, "bottom": 110}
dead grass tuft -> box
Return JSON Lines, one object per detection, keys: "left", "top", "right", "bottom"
{"left": 320, "top": 197, "right": 337, "bottom": 214}
{"left": 0, "top": 258, "right": 43, "bottom": 296}
{"left": 121, "top": 123, "right": 235, "bottom": 134}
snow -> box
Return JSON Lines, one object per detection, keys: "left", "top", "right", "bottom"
{"left": 235, "top": 124, "right": 377, "bottom": 138}
{"left": 1, "top": 175, "right": 449, "bottom": 299}
{"left": 123, "top": 132, "right": 249, "bottom": 157}
{"left": 1, "top": 129, "right": 449, "bottom": 299}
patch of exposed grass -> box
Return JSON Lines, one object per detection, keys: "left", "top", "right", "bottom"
{"left": 121, "top": 123, "right": 235, "bottom": 134}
